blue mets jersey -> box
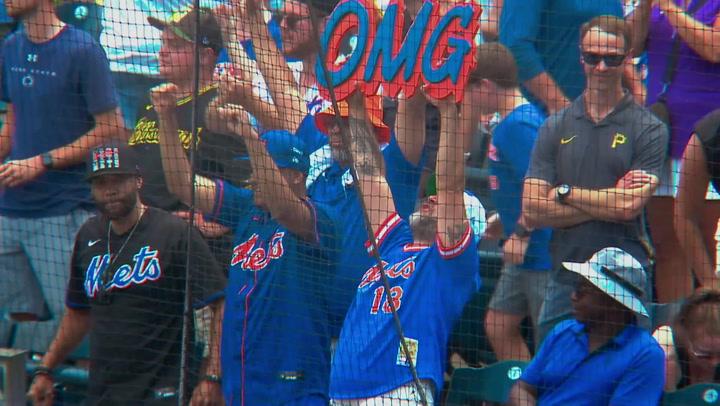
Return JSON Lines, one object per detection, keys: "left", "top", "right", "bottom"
{"left": 207, "top": 180, "right": 337, "bottom": 405}
{"left": 329, "top": 213, "right": 480, "bottom": 399}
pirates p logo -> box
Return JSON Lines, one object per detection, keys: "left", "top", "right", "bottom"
{"left": 611, "top": 133, "right": 627, "bottom": 149}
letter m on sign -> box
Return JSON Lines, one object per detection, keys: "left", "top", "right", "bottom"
{"left": 362, "top": 0, "right": 433, "bottom": 98}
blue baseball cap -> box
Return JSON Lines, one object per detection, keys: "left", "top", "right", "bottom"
{"left": 261, "top": 130, "right": 310, "bottom": 174}
{"left": 563, "top": 247, "right": 649, "bottom": 318}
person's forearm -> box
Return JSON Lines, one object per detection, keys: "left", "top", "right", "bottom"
{"left": 244, "top": 135, "right": 314, "bottom": 238}
{"left": 204, "top": 301, "right": 223, "bottom": 377}
{"left": 565, "top": 185, "right": 653, "bottom": 222}
{"left": 40, "top": 308, "right": 91, "bottom": 370}
{"left": 524, "top": 199, "right": 593, "bottom": 228}
{"left": 247, "top": 11, "right": 306, "bottom": 131}
{"left": 394, "top": 93, "right": 427, "bottom": 165}
{"left": 508, "top": 383, "right": 537, "bottom": 406}
{"left": 436, "top": 104, "right": 464, "bottom": 195}
{"left": 662, "top": 2, "right": 720, "bottom": 63}
{"left": 347, "top": 94, "right": 396, "bottom": 231}
{"left": 675, "top": 211, "right": 715, "bottom": 286}
{"left": 523, "top": 72, "right": 569, "bottom": 114}
{"left": 49, "top": 108, "right": 126, "bottom": 169}
{"left": 0, "top": 104, "right": 14, "bottom": 161}
{"left": 481, "top": 0, "right": 502, "bottom": 41}
{"left": 238, "top": 95, "right": 283, "bottom": 131}
{"left": 624, "top": 62, "right": 646, "bottom": 105}
{"left": 156, "top": 111, "right": 200, "bottom": 210}
{"left": 629, "top": 0, "right": 653, "bottom": 56}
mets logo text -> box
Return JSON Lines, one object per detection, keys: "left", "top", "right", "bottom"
{"left": 84, "top": 246, "right": 162, "bottom": 297}
{"left": 231, "top": 232, "right": 285, "bottom": 271}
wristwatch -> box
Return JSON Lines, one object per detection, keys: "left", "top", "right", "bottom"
{"left": 556, "top": 184, "right": 572, "bottom": 205}
{"left": 513, "top": 222, "right": 532, "bottom": 239}
{"left": 202, "top": 374, "right": 222, "bottom": 384}
{"left": 40, "top": 152, "right": 54, "bottom": 170}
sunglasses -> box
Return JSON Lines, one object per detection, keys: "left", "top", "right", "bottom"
{"left": 271, "top": 12, "right": 311, "bottom": 29}
{"left": 689, "top": 341, "right": 720, "bottom": 361}
{"left": 581, "top": 52, "right": 626, "bottom": 67}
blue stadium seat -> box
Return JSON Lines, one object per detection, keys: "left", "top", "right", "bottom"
{"left": 445, "top": 360, "right": 528, "bottom": 405}
{"left": 663, "top": 383, "right": 720, "bottom": 406}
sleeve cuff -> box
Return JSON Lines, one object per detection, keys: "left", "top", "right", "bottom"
{"left": 193, "top": 291, "right": 226, "bottom": 309}
{"left": 65, "top": 300, "right": 91, "bottom": 310}
{"left": 365, "top": 213, "right": 402, "bottom": 254}
{"left": 436, "top": 223, "right": 473, "bottom": 259}
{"left": 209, "top": 179, "right": 225, "bottom": 220}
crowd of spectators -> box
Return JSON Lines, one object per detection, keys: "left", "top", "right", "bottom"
{"left": 0, "top": 0, "right": 719, "bottom": 404}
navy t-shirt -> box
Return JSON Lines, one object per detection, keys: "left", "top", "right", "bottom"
{"left": 0, "top": 25, "right": 117, "bottom": 217}
{"left": 488, "top": 103, "right": 552, "bottom": 271}
{"left": 208, "top": 181, "right": 337, "bottom": 405}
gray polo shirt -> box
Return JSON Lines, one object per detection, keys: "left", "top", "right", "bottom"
{"left": 526, "top": 94, "right": 668, "bottom": 268}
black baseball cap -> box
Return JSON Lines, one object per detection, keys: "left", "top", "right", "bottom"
{"left": 299, "top": 0, "right": 340, "bottom": 15}
{"left": 148, "top": 8, "right": 224, "bottom": 53}
{"left": 86, "top": 144, "right": 141, "bottom": 181}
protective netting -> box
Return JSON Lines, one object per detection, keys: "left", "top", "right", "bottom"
{"left": 0, "top": 0, "right": 719, "bottom": 405}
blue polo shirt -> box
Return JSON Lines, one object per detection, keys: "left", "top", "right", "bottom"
{"left": 521, "top": 319, "right": 665, "bottom": 405}
{"left": 488, "top": 103, "right": 551, "bottom": 271}
{"left": 208, "top": 181, "right": 337, "bottom": 405}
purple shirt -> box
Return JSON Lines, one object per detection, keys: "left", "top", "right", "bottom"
{"left": 646, "top": 0, "right": 720, "bottom": 158}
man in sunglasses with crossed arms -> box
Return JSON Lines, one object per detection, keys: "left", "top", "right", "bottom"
{"left": 521, "top": 15, "right": 668, "bottom": 343}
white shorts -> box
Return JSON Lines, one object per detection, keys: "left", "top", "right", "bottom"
{"left": 331, "top": 381, "right": 435, "bottom": 406}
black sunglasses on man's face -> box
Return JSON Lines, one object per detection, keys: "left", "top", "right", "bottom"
{"left": 581, "top": 52, "right": 626, "bottom": 67}
{"left": 272, "top": 12, "right": 311, "bottom": 29}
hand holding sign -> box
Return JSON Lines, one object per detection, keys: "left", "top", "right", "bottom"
{"left": 316, "top": 0, "right": 481, "bottom": 102}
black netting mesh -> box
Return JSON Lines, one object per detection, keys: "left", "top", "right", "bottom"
{"left": 0, "top": 0, "right": 719, "bottom": 405}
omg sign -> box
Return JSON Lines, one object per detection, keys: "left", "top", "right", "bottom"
{"left": 316, "top": 0, "right": 482, "bottom": 102}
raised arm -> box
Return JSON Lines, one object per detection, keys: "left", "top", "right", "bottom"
{"left": 675, "top": 134, "right": 717, "bottom": 289}
{"left": 215, "top": 3, "right": 255, "bottom": 83}
{"left": 347, "top": 92, "right": 397, "bottom": 234}
{"left": 152, "top": 84, "right": 217, "bottom": 214}
{"left": 431, "top": 97, "right": 468, "bottom": 247}
{"left": 225, "top": 105, "right": 317, "bottom": 241}
{"left": 394, "top": 91, "right": 427, "bottom": 166}
{"left": 657, "top": 0, "right": 720, "bottom": 63}
{"left": 214, "top": 69, "right": 283, "bottom": 130}
{"left": 628, "top": 0, "right": 653, "bottom": 56}
{"left": 243, "top": 0, "right": 307, "bottom": 131}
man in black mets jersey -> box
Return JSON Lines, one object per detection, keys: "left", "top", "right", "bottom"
{"left": 28, "top": 143, "right": 226, "bottom": 405}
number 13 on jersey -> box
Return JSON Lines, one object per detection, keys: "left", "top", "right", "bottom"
{"left": 370, "top": 285, "right": 404, "bottom": 314}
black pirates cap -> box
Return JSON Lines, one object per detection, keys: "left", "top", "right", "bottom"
{"left": 148, "top": 7, "right": 224, "bottom": 53}
{"left": 86, "top": 143, "right": 141, "bottom": 181}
